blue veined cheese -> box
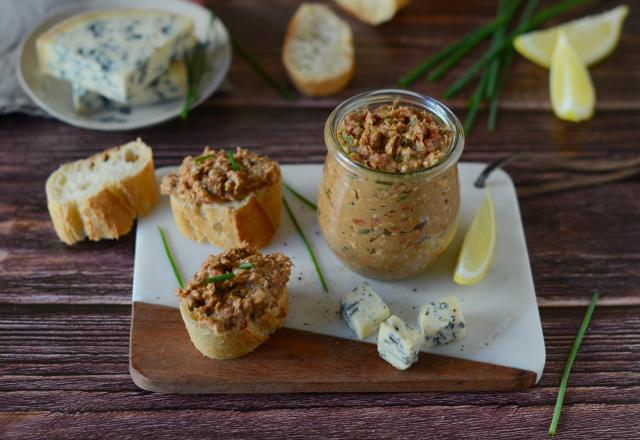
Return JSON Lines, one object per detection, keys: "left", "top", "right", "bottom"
{"left": 72, "top": 60, "right": 187, "bottom": 113}
{"left": 36, "top": 9, "right": 194, "bottom": 102}
{"left": 339, "top": 282, "right": 390, "bottom": 339}
{"left": 418, "top": 295, "right": 466, "bottom": 347}
{"left": 377, "top": 315, "right": 422, "bottom": 370}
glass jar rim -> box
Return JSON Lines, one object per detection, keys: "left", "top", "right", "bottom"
{"left": 324, "top": 89, "right": 464, "bottom": 180}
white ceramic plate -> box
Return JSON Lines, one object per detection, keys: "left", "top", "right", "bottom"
{"left": 16, "top": 0, "right": 232, "bottom": 131}
{"left": 133, "top": 164, "right": 546, "bottom": 382}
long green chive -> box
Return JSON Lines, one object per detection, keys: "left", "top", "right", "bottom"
{"left": 283, "top": 196, "right": 328, "bottom": 292}
{"left": 444, "top": 0, "right": 590, "bottom": 98}
{"left": 206, "top": 272, "right": 235, "bottom": 284}
{"left": 206, "top": 262, "right": 254, "bottom": 284}
{"left": 463, "top": 70, "right": 490, "bottom": 134}
{"left": 231, "top": 36, "right": 295, "bottom": 100}
{"left": 157, "top": 226, "right": 185, "bottom": 288}
{"left": 484, "top": 0, "right": 510, "bottom": 100}
{"left": 398, "top": 7, "right": 516, "bottom": 87}
{"left": 488, "top": 0, "right": 540, "bottom": 130}
{"left": 426, "top": 0, "right": 522, "bottom": 83}
{"left": 284, "top": 182, "right": 317, "bottom": 210}
{"left": 549, "top": 292, "right": 599, "bottom": 436}
{"left": 227, "top": 150, "right": 240, "bottom": 171}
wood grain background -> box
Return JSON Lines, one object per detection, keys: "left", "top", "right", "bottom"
{"left": 1, "top": 0, "right": 639, "bottom": 438}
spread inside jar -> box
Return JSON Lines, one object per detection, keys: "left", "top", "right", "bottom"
{"left": 160, "top": 147, "right": 280, "bottom": 204}
{"left": 337, "top": 100, "right": 451, "bottom": 173}
{"left": 178, "top": 245, "right": 291, "bottom": 331}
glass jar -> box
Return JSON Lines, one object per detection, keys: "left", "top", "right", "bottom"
{"left": 317, "top": 89, "right": 464, "bottom": 280}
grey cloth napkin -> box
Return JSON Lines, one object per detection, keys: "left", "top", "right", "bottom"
{"left": 0, "top": 0, "right": 79, "bottom": 115}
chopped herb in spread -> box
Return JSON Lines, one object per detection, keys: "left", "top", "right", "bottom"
{"left": 178, "top": 245, "right": 291, "bottom": 331}
{"left": 337, "top": 101, "right": 451, "bottom": 172}
{"left": 161, "top": 147, "right": 280, "bottom": 204}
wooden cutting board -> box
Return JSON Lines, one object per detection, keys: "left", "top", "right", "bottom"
{"left": 130, "top": 302, "right": 536, "bottom": 393}
{"left": 129, "top": 164, "right": 544, "bottom": 393}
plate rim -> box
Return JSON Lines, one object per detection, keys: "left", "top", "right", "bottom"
{"left": 16, "top": 0, "right": 232, "bottom": 131}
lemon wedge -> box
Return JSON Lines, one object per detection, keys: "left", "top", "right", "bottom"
{"left": 550, "top": 32, "right": 596, "bottom": 122}
{"left": 453, "top": 191, "right": 496, "bottom": 286}
{"left": 514, "top": 5, "right": 629, "bottom": 68}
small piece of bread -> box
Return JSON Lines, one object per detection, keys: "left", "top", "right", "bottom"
{"left": 46, "top": 139, "right": 158, "bottom": 245}
{"left": 335, "top": 0, "right": 410, "bottom": 25}
{"left": 160, "top": 148, "right": 281, "bottom": 249}
{"left": 178, "top": 245, "right": 292, "bottom": 360}
{"left": 283, "top": 3, "right": 354, "bottom": 96}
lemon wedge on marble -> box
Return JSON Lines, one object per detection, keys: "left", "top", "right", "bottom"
{"left": 453, "top": 191, "right": 496, "bottom": 286}
{"left": 550, "top": 32, "right": 596, "bottom": 122}
{"left": 514, "top": 5, "right": 629, "bottom": 68}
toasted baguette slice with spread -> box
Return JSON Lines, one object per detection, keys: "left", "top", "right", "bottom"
{"left": 335, "top": 0, "right": 410, "bottom": 25}
{"left": 283, "top": 3, "right": 354, "bottom": 96}
{"left": 46, "top": 139, "right": 158, "bottom": 245}
{"left": 178, "top": 245, "right": 292, "bottom": 360}
{"left": 160, "top": 147, "right": 281, "bottom": 248}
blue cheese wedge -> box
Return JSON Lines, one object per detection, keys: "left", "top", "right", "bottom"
{"left": 72, "top": 60, "right": 188, "bottom": 113}
{"left": 37, "top": 9, "right": 194, "bottom": 102}
{"left": 339, "top": 282, "right": 390, "bottom": 339}
{"left": 377, "top": 315, "right": 422, "bottom": 370}
{"left": 418, "top": 296, "right": 466, "bottom": 347}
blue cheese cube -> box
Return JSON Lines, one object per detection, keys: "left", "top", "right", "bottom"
{"left": 339, "top": 282, "right": 390, "bottom": 339}
{"left": 37, "top": 9, "right": 194, "bottom": 102}
{"left": 72, "top": 60, "right": 188, "bottom": 113}
{"left": 377, "top": 315, "right": 422, "bottom": 370}
{"left": 418, "top": 296, "right": 466, "bottom": 347}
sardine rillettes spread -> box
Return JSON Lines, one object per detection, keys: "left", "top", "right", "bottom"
{"left": 318, "top": 100, "right": 461, "bottom": 280}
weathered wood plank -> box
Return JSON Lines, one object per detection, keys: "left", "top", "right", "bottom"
{"left": 0, "top": 305, "right": 638, "bottom": 395}
{"left": 2, "top": 404, "right": 639, "bottom": 439}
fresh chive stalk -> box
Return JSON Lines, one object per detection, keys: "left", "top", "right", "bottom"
{"left": 232, "top": 36, "right": 295, "bottom": 100}
{"left": 206, "top": 262, "right": 254, "bottom": 284}
{"left": 206, "top": 272, "right": 235, "bottom": 283}
{"left": 463, "top": 70, "right": 490, "bottom": 134}
{"left": 426, "top": 0, "right": 522, "bottom": 83}
{"left": 484, "top": 0, "right": 509, "bottom": 100}
{"left": 488, "top": 0, "right": 540, "bottom": 130}
{"left": 157, "top": 226, "right": 185, "bottom": 288}
{"left": 398, "top": 6, "right": 518, "bottom": 87}
{"left": 548, "top": 292, "right": 599, "bottom": 437}
{"left": 181, "top": 14, "right": 216, "bottom": 119}
{"left": 194, "top": 153, "right": 215, "bottom": 164}
{"left": 284, "top": 182, "right": 318, "bottom": 210}
{"left": 283, "top": 196, "right": 328, "bottom": 292}
{"left": 444, "top": 0, "right": 590, "bottom": 98}
{"left": 227, "top": 150, "right": 240, "bottom": 171}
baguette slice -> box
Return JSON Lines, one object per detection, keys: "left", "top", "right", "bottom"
{"left": 161, "top": 148, "right": 281, "bottom": 249}
{"left": 335, "top": 0, "right": 410, "bottom": 25}
{"left": 168, "top": 182, "right": 281, "bottom": 249}
{"left": 46, "top": 139, "right": 158, "bottom": 245}
{"left": 178, "top": 245, "right": 292, "bottom": 360}
{"left": 283, "top": 3, "right": 354, "bottom": 96}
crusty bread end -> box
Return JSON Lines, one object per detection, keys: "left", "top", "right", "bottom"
{"left": 169, "top": 181, "right": 281, "bottom": 249}
{"left": 46, "top": 139, "right": 158, "bottom": 245}
{"left": 179, "top": 289, "right": 288, "bottom": 360}
{"left": 335, "top": 0, "right": 410, "bottom": 25}
{"left": 283, "top": 3, "right": 354, "bottom": 96}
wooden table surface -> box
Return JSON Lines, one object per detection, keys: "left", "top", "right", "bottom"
{"left": 1, "top": 0, "right": 639, "bottom": 438}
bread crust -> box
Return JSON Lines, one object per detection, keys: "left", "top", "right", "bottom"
{"left": 282, "top": 4, "right": 355, "bottom": 96}
{"left": 46, "top": 141, "right": 158, "bottom": 245}
{"left": 179, "top": 288, "right": 288, "bottom": 360}
{"left": 169, "top": 180, "right": 281, "bottom": 249}
{"left": 335, "top": 0, "right": 410, "bottom": 26}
